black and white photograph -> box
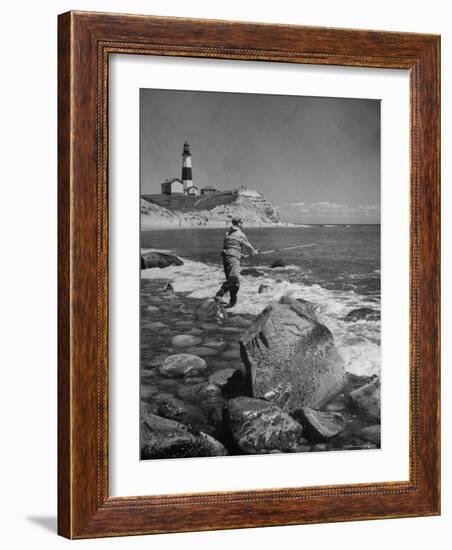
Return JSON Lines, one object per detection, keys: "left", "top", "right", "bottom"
{"left": 139, "top": 88, "right": 381, "bottom": 460}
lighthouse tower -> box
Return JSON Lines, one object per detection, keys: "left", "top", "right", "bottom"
{"left": 181, "top": 141, "right": 193, "bottom": 193}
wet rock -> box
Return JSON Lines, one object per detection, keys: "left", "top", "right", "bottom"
{"left": 145, "top": 393, "right": 209, "bottom": 431}
{"left": 225, "top": 397, "right": 306, "bottom": 454}
{"left": 348, "top": 381, "right": 381, "bottom": 422}
{"left": 227, "top": 315, "right": 251, "bottom": 328}
{"left": 325, "top": 400, "right": 346, "bottom": 412}
{"left": 344, "top": 308, "right": 380, "bottom": 322}
{"left": 159, "top": 354, "right": 207, "bottom": 377}
{"left": 203, "top": 339, "right": 227, "bottom": 350}
{"left": 239, "top": 299, "right": 346, "bottom": 411}
{"left": 258, "top": 284, "right": 270, "bottom": 294}
{"left": 141, "top": 414, "right": 226, "bottom": 459}
{"left": 188, "top": 328, "right": 204, "bottom": 336}
{"left": 163, "top": 282, "right": 175, "bottom": 292}
{"left": 185, "top": 346, "right": 219, "bottom": 357}
{"left": 279, "top": 295, "right": 318, "bottom": 322}
{"left": 140, "top": 385, "right": 159, "bottom": 400}
{"left": 359, "top": 424, "right": 381, "bottom": 446}
{"left": 209, "top": 368, "right": 244, "bottom": 393}
{"left": 177, "top": 382, "right": 222, "bottom": 403}
{"left": 143, "top": 354, "right": 166, "bottom": 368}
{"left": 141, "top": 251, "right": 183, "bottom": 269}
{"left": 293, "top": 407, "right": 345, "bottom": 441}
{"left": 270, "top": 259, "right": 286, "bottom": 268}
{"left": 200, "top": 322, "right": 220, "bottom": 331}
{"left": 195, "top": 299, "right": 228, "bottom": 324}
{"left": 171, "top": 334, "right": 202, "bottom": 348}
{"left": 241, "top": 268, "right": 264, "bottom": 277}
{"left": 221, "top": 347, "right": 241, "bottom": 359}
{"left": 147, "top": 321, "right": 167, "bottom": 330}
{"left": 174, "top": 320, "right": 194, "bottom": 328}
{"left": 312, "top": 443, "right": 328, "bottom": 452}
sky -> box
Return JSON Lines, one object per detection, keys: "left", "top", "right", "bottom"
{"left": 140, "top": 89, "right": 380, "bottom": 224}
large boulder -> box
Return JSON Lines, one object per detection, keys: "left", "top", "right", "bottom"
{"left": 141, "top": 251, "right": 183, "bottom": 269}
{"left": 141, "top": 413, "right": 226, "bottom": 459}
{"left": 293, "top": 407, "right": 345, "bottom": 441}
{"left": 348, "top": 381, "right": 381, "bottom": 422}
{"left": 239, "top": 297, "right": 345, "bottom": 411}
{"left": 195, "top": 299, "right": 228, "bottom": 324}
{"left": 225, "top": 397, "right": 306, "bottom": 454}
{"left": 344, "top": 308, "right": 380, "bottom": 322}
{"left": 159, "top": 354, "right": 207, "bottom": 377}
{"left": 278, "top": 295, "right": 318, "bottom": 322}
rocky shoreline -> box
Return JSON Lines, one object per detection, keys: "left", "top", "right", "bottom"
{"left": 140, "top": 269, "right": 381, "bottom": 460}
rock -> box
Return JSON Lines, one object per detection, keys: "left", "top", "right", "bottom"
{"left": 293, "top": 407, "right": 345, "bottom": 441}
{"left": 312, "top": 443, "right": 328, "bottom": 452}
{"left": 163, "top": 282, "right": 175, "bottom": 292}
{"left": 270, "top": 259, "right": 286, "bottom": 268}
{"left": 144, "top": 394, "right": 209, "bottom": 431}
{"left": 241, "top": 268, "right": 264, "bottom": 277}
{"left": 146, "top": 305, "right": 160, "bottom": 313}
{"left": 177, "top": 382, "right": 222, "bottom": 403}
{"left": 209, "top": 368, "right": 244, "bottom": 393}
{"left": 225, "top": 397, "right": 306, "bottom": 454}
{"left": 344, "top": 308, "right": 380, "bottom": 322}
{"left": 258, "top": 284, "right": 270, "bottom": 294}
{"left": 348, "top": 381, "right": 381, "bottom": 422}
{"left": 195, "top": 299, "right": 228, "bottom": 324}
{"left": 325, "top": 401, "right": 346, "bottom": 412}
{"left": 143, "top": 354, "right": 166, "bottom": 368}
{"left": 221, "top": 347, "right": 241, "bottom": 359}
{"left": 185, "top": 346, "right": 219, "bottom": 357}
{"left": 140, "top": 385, "right": 159, "bottom": 399}
{"left": 146, "top": 321, "right": 167, "bottom": 330}
{"left": 239, "top": 299, "right": 346, "bottom": 411}
{"left": 359, "top": 424, "right": 381, "bottom": 446}
{"left": 188, "top": 328, "right": 204, "bottom": 336}
{"left": 171, "top": 334, "right": 202, "bottom": 348}
{"left": 141, "top": 251, "right": 183, "bottom": 269}
{"left": 141, "top": 414, "right": 227, "bottom": 459}
{"left": 201, "top": 323, "right": 218, "bottom": 330}
{"left": 159, "top": 354, "right": 207, "bottom": 377}
{"left": 203, "top": 339, "right": 227, "bottom": 350}
{"left": 227, "top": 315, "right": 251, "bottom": 328}
{"left": 278, "top": 295, "right": 318, "bottom": 322}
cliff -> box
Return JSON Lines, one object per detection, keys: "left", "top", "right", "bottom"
{"left": 141, "top": 188, "right": 281, "bottom": 227}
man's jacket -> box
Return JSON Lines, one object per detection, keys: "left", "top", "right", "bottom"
{"left": 222, "top": 226, "right": 255, "bottom": 259}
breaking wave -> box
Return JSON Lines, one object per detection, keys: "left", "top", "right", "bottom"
{"left": 142, "top": 253, "right": 380, "bottom": 377}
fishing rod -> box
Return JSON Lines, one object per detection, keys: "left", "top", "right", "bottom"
{"left": 257, "top": 243, "right": 318, "bottom": 255}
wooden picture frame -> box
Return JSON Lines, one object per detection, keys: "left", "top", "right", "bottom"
{"left": 58, "top": 11, "right": 440, "bottom": 539}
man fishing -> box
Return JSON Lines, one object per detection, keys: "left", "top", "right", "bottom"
{"left": 215, "top": 217, "right": 259, "bottom": 309}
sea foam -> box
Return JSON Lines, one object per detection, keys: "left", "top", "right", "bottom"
{"left": 142, "top": 255, "right": 380, "bottom": 377}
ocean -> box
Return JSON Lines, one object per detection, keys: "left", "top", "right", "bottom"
{"left": 141, "top": 225, "right": 380, "bottom": 377}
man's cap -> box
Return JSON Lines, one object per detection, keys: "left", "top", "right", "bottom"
{"left": 231, "top": 216, "right": 243, "bottom": 226}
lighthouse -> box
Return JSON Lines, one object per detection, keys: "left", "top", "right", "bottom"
{"left": 181, "top": 141, "right": 194, "bottom": 193}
